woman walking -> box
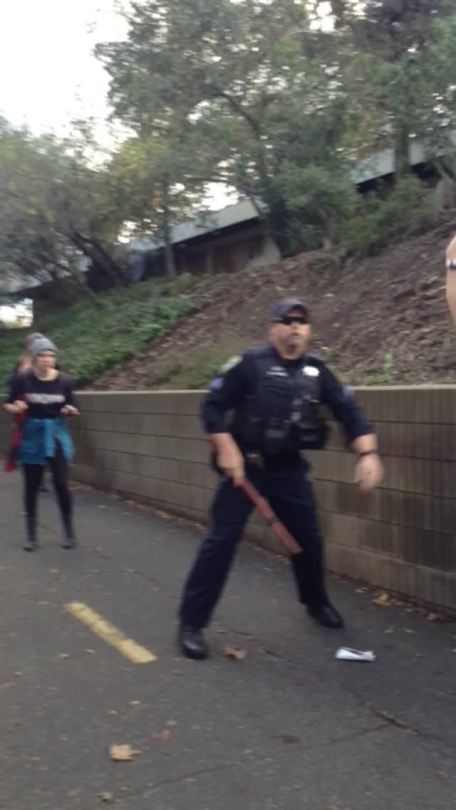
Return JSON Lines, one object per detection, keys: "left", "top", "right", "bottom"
{"left": 4, "top": 332, "right": 48, "bottom": 490}
{"left": 3, "top": 337, "right": 79, "bottom": 551}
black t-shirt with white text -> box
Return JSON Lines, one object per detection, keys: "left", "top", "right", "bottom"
{"left": 6, "top": 372, "right": 77, "bottom": 420}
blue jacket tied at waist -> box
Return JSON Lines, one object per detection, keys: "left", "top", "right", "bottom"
{"left": 18, "top": 418, "right": 74, "bottom": 465}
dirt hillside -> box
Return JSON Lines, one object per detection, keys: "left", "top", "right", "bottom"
{"left": 89, "top": 215, "right": 456, "bottom": 390}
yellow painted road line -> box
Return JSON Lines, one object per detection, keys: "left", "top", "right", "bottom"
{"left": 65, "top": 602, "right": 157, "bottom": 664}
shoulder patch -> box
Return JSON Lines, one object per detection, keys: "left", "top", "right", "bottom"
{"left": 219, "top": 355, "right": 242, "bottom": 374}
{"left": 209, "top": 376, "right": 224, "bottom": 391}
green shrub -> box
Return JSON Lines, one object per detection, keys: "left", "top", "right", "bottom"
{"left": 0, "top": 279, "right": 197, "bottom": 389}
{"left": 341, "top": 177, "right": 438, "bottom": 256}
{"left": 270, "top": 162, "right": 359, "bottom": 253}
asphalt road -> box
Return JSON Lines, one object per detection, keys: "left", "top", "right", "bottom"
{"left": 1, "top": 469, "right": 455, "bottom": 810}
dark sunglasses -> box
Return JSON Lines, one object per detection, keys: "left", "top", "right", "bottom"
{"left": 280, "top": 315, "right": 308, "bottom": 326}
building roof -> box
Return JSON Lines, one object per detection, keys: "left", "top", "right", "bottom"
{"left": 129, "top": 199, "right": 259, "bottom": 253}
{"left": 131, "top": 140, "right": 439, "bottom": 254}
{"left": 348, "top": 140, "right": 428, "bottom": 185}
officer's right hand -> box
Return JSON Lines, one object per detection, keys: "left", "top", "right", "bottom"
{"left": 210, "top": 433, "right": 245, "bottom": 485}
{"left": 217, "top": 446, "right": 245, "bottom": 485}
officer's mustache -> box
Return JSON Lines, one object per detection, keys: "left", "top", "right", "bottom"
{"left": 286, "top": 334, "right": 305, "bottom": 349}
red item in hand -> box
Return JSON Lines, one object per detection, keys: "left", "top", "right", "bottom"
{"left": 4, "top": 410, "right": 26, "bottom": 472}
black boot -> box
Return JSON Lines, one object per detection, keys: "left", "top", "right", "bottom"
{"left": 62, "top": 515, "right": 77, "bottom": 550}
{"left": 178, "top": 625, "right": 209, "bottom": 660}
{"left": 291, "top": 552, "right": 330, "bottom": 608}
{"left": 308, "top": 603, "right": 344, "bottom": 629}
{"left": 24, "top": 517, "right": 38, "bottom": 552}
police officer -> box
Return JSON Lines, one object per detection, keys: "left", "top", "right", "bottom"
{"left": 178, "top": 298, "right": 383, "bottom": 660}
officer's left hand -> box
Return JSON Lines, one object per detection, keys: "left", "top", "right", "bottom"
{"left": 61, "top": 405, "right": 79, "bottom": 417}
{"left": 355, "top": 454, "right": 383, "bottom": 493}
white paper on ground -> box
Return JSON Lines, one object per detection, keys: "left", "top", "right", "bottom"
{"left": 335, "top": 647, "right": 376, "bottom": 662}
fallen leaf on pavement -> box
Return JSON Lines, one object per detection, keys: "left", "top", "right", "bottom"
{"left": 109, "top": 744, "right": 139, "bottom": 762}
{"left": 99, "top": 792, "right": 114, "bottom": 803}
{"left": 427, "top": 612, "right": 440, "bottom": 622}
{"left": 153, "top": 729, "right": 172, "bottom": 742}
{"left": 223, "top": 645, "right": 248, "bottom": 661}
{"left": 280, "top": 734, "right": 300, "bottom": 745}
{"left": 373, "top": 592, "right": 391, "bottom": 606}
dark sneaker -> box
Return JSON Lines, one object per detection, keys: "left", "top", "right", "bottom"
{"left": 62, "top": 516, "right": 77, "bottom": 549}
{"left": 23, "top": 537, "right": 38, "bottom": 552}
{"left": 179, "top": 625, "right": 209, "bottom": 660}
{"left": 308, "top": 603, "right": 344, "bottom": 629}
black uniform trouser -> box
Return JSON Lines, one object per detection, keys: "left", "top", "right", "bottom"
{"left": 22, "top": 443, "right": 72, "bottom": 536}
{"left": 179, "top": 465, "right": 329, "bottom": 629}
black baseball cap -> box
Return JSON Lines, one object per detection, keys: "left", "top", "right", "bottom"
{"left": 270, "top": 298, "right": 309, "bottom": 322}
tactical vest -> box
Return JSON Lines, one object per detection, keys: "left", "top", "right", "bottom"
{"left": 231, "top": 347, "right": 328, "bottom": 455}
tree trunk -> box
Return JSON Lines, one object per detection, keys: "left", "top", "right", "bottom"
{"left": 394, "top": 124, "right": 410, "bottom": 181}
{"left": 318, "top": 208, "right": 334, "bottom": 250}
{"left": 71, "top": 267, "right": 104, "bottom": 305}
{"left": 70, "top": 232, "right": 127, "bottom": 287}
{"left": 162, "top": 185, "right": 176, "bottom": 279}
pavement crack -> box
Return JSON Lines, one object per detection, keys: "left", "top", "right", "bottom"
{"left": 367, "top": 705, "right": 424, "bottom": 736}
{"left": 261, "top": 647, "right": 285, "bottom": 660}
{"left": 359, "top": 700, "right": 442, "bottom": 744}
{"left": 343, "top": 689, "right": 449, "bottom": 749}
{"left": 322, "top": 722, "right": 390, "bottom": 748}
{"left": 132, "top": 762, "right": 235, "bottom": 798}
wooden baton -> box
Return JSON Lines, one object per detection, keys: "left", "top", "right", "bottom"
{"left": 208, "top": 436, "right": 302, "bottom": 556}
{"left": 238, "top": 478, "right": 302, "bottom": 557}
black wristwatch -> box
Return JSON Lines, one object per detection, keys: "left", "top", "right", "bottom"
{"left": 357, "top": 450, "right": 378, "bottom": 458}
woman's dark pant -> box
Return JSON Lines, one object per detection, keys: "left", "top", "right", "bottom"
{"left": 179, "top": 467, "right": 328, "bottom": 629}
{"left": 22, "top": 443, "right": 72, "bottom": 537}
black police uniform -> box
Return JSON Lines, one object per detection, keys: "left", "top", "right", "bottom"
{"left": 179, "top": 344, "right": 373, "bottom": 630}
